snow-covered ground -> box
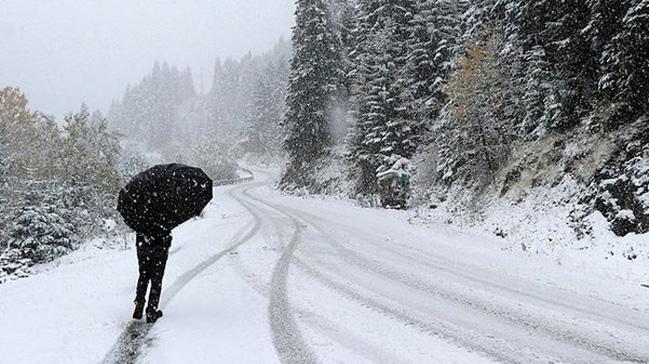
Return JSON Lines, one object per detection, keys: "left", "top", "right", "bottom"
{"left": 2, "top": 169, "right": 649, "bottom": 363}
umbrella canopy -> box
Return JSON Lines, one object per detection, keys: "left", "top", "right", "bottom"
{"left": 117, "top": 163, "right": 213, "bottom": 236}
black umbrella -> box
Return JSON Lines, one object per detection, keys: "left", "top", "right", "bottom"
{"left": 117, "top": 163, "right": 213, "bottom": 236}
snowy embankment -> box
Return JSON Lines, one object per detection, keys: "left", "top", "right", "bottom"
{"left": 1, "top": 168, "right": 648, "bottom": 363}
{"left": 411, "top": 175, "right": 649, "bottom": 289}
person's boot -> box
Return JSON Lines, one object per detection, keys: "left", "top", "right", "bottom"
{"left": 133, "top": 301, "right": 145, "bottom": 320}
{"left": 146, "top": 308, "right": 163, "bottom": 323}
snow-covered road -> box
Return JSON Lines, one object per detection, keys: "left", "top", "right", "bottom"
{"left": 2, "top": 169, "right": 649, "bottom": 363}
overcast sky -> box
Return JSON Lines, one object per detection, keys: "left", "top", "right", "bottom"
{"left": 0, "top": 0, "right": 295, "bottom": 118}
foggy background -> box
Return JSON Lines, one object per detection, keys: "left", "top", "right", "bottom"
{"left": 0, "top": 0, "right": 295, "bottom": 118}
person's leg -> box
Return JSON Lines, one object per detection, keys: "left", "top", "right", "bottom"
{"left": 146, "top": 244, "right": 169, "bottom": 323}
{"left": 133, "top": 234, "right": 149, "bottom": 319}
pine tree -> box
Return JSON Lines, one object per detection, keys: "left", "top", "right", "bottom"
{"left": 461, "top": 0, "right": 503, "bottom": 40}
{"left": 504, "top": 0, "right": 598, "bottom": 132}
{"left": 548, "top": 1, "right": 597, "bottom": 130}
{"left": 242, "top": 38, "right": 291, "bottom": 156}
{"left": 328, "top": 0, "right": 357, "bottom": 142}
{"left": 247, "top": 61, "right": 284, "bottom": 155}
{"left": 1, "top": 180, "right": 76, "bottom": 278}
{"left": 281, "top": 0, "right": 344, "bottom": 188}
{"left": 206, "top": 55, "right": 261, "bottom": 142}
{"left": 407, "top": 0, "right": 438, "bottom": 120}
{"left": 600, "top": 0, "right": 649, "bottom": 123}
{"left": 586, "top": 0, "right": 628, "bottom": 55}
{"left": 348, "top": 0, "right": 420, "bottom": 193}
{"left": 519, "top": 46, "right": 551, "bottom": 135}
{"left": 207, "top": 58, "right": 229, "bottom": 136}
{"left": 407, "top": 0, "right": 465, "bottom": 121}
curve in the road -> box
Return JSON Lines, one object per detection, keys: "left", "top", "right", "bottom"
{"left": 243, "top": 192, "right": 523, "bottom": 363}
{"left": 238, "top": 177, "right": 523, "bottom": 363}
{"left": 261, "top": 191, "right": 649, "bottom": 363}
{"left": 102, "top": 168, "right": 649, "bottom": 364}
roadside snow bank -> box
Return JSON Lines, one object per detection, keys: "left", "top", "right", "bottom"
{"left": 409, "top": 177, "right": 649, "bottom": 287}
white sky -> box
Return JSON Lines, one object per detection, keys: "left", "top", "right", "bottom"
{"left": 0, "top": 0, "right": 295, "bottom": 118}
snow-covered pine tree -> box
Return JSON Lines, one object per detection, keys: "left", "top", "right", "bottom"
{"left": 407, "top": 0, "right": 465, "bottom": 123}
{"left": 330, "top": 0, "right": 357, "bottom": 50}
{"left": 1, "top": 179, "right": 75, "bottom": 278}
{"left": 206, "top": 58, "right": 229, "bottom": 137}
{"left": 542, "top": 1, "right": 596, "bottom": 131}
{"left": 600, "top": 0, "right": 649, "bottom": 123}
{"left": 518, "top": 45, "right": 552, "bottom": 135}
{"left": 345, "top": 0, "right": 373, "bottom": 185}
{"left": 328, "top": 0, "right": 356, "bottom": 142}
{"left": 504, "top": 0, "right": 598, "bottom": 133}
{"left": 207, "top": 55, "right": 260, "bottom": 145}
{"left": 501, "top": 1, "right": 553, "bottom": 136}
{"left": 348, "top": 0, "right": 420, "bottom": 194}
{"left": 461, "top": 0, "right": 504, "bottom": 41}
{"left": 406, "top": 0, "right": 438, "bottom": 121}
{"left": 281, "top": 0, "right": 344, "bottom": 188}
{"left": 245, "top": 38, "right": 291, "bottom": 157}
{"left": 586, "top": 0, "right": 628, "bottom": 55}
{"left": 246, "top": 58, "right": 287, "bottom": 156}
{"left": 236, "top": 53, "right": 263, "bottom": 134}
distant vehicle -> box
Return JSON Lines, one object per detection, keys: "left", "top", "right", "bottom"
{"left": 376, "top": 156, "right": 411, "bottom": 209}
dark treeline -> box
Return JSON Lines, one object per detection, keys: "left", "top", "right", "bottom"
{"left": 281, "top": 0, "right": 649, "bottom": 236}
{"left": 108, "top": 38, "right": 291, "bottom": 174}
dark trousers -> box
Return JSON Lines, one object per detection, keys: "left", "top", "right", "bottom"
{"left": 134, "top": 233, "right": 170, "bottom": 312}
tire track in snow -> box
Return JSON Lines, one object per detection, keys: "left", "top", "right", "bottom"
{"left": 227, "top": 192, "right": 408, "bottom": 363}
{"left": 239, "top": 195, "right": 522, "bottom": 363}
{"left": 268, "top": 221, "right": 319, "bottom": 364}
{"left": 293, "top": 259, "right": 522, "bottom": 364}
{"left": 303, "top": 209, "right": 649, "bottom": 333}
{"left": 101, "top": 181, "right": 263, "bottom": 364}
{"left": 228, "top": 250, "right": 409, "bottom": 364}
{"left": 237, "top": 181, "right": 318, "bottom": 364}
{"left": 240, "top": 174, "right": 511, "bottom": 363}
{"left": 310, "top": 225, "right": 644, "bottom": 362}
{"left": 278, "top": 203, "right": 649, "bottom": 363}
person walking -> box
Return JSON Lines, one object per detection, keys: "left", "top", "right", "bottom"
{"left": 132, "top": 231, "right": 172, "bottom": 323}
{"left": 117, "top": 163, "right": 213, "bottom": 323}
